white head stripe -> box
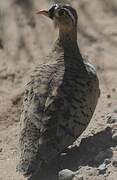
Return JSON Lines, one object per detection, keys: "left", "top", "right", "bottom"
{"left": 63, "top": 8, "right": 75, "bottom": 24}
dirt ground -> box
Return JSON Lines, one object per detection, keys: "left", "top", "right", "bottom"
{"left": 0, "top": 0, "right": 117, "bottom": 180}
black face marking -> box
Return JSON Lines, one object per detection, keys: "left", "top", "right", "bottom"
{"left": 48, "top": 5, "right": 57, "bottom": 19}
{"left": 63, "top": 5, "right": 78, "bottom": 22}
{"left": 48, "top": 4, "right": 78, "bottom": 25}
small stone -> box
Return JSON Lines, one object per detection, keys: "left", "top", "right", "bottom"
{"left": 0, "top": 39, "right": 4, "bottom": 49}
{"left": 59, "top": 169, "right": 75, "bottom": 180}
{"left": 90, "top": 168, "right": 99, "bottom": 177}
{"left": 113, "top": 107, "right": 117, "bottom": 113}
{"left": 112, "top": 160, "right": 117, "bottom": 167}
{"left": 88, "top": 172, "right": 93, "bottom": 176}
{"left": 112, "top": 88, "right": 116, "bottom": 92}
{"left": 0, "top": 148, "right": 2, "bottom": 152}
{"left": 74, "top": 175, "right": 83, "bottom": 180}
{"left": 98, "top": 163, "right": 107, "bottom": 174}
{"left": 107, "top": 94, "right": 111, "bottom": 99}
{"left": 107, "top": 115, "right": 117, "bottom": 124}
{"left": 104, "top": 158, "right": 111, "bottom": 165}
{"left": 112, "top": 132, "right": 117, "bottom": 141}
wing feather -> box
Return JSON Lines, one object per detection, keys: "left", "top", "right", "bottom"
{"left": 17, "top": 63, "right": 62, "bottom": 176}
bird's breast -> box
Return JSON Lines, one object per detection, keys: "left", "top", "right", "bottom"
{"left": 55, "top": 73, "right": 99, "bottom": 138}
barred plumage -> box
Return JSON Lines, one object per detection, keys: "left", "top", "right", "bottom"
{"left": 17, "top": 4, "right": 100, "bottom": 177}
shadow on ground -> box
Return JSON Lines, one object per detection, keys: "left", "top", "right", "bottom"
{"left": 28, "top": 127, "right": 116, "bottom": 180}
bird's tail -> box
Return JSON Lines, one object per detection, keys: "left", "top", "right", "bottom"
{"left": 16, "top": 121, "right": 41, "bottom": 177}
{"left": 16, "top": 158, "right": 41, "bottom": 177}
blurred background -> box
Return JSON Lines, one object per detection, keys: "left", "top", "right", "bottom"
{"left": 0, "top": 0, "right": 117, "bottom": 180}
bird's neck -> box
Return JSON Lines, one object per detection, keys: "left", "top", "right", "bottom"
{"left": 59, "top": 26, "right": 77, "bottom": 49}
{"left": 52, "top": 27, "right": 87, "bottom": 74}
{"left": 54, "top": 27, "right": 83, "bottom": 67}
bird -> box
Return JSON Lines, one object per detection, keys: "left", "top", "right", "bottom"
{"left": 16, "top": 3, "right": 100, "bottom": 177}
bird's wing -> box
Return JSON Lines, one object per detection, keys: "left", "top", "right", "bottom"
{"left": 17, "top": 62, "right": 64, "bottom": 177}
{"left": 20, "top": 62, "right": 59, "bottom": 127}
{"left": 83, "top": 57, "right": 100, "bottom": 103}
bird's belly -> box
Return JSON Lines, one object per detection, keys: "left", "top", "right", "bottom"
{"left": 61, "top": 88, "right": 98, "bottom": 139}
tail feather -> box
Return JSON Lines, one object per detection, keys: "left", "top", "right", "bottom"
{"left": 16, "top": 160, "right": 36, "bottom": 177}
{"left": 17, "top": 118, "right": 41, "bottom": 177}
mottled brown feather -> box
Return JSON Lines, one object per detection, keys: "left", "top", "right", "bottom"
{"left": 17, "top": 4, "right": 100, "bottom": 177}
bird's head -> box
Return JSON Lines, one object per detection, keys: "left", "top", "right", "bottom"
{"left": 37, "top": 4, "right": 78, "bottom": 33}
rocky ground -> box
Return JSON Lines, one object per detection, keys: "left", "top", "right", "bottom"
{"left": 0, "top": 0, "right": 117, "bottom": 179}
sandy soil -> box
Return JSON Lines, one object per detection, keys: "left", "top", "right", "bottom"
{"left": 0, "top": 0, "right": 117, "bottom": 179}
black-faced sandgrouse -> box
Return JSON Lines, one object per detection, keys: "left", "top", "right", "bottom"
{"left": 17, "top": 4, "right": 100, "bottom": 177}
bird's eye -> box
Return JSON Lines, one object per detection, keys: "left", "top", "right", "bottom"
{"left": 58, "top": 9, "right": 65, "bottom": 16}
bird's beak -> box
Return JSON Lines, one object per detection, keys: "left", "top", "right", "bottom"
{"left": 36, "top": 10, "right": 49, "bottom": 17}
